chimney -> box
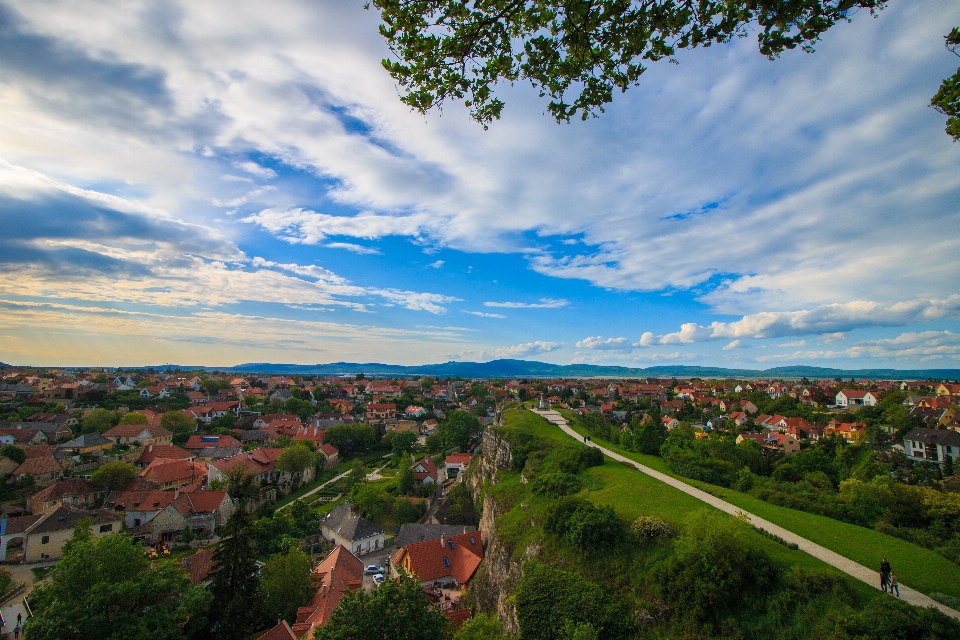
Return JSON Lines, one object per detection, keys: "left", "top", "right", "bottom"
{"left": 440, "top": 534, "right": 445, "bottom": 548}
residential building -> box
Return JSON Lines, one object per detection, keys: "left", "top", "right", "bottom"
{"left": 320, "top": 503, "right": 385, "bottom": 556}
{"left": 27, "top": 478, "right": 105, "bottom": 514}
{"left": 445, "top": 454, "right": 474, "bottom": 478}
{"left": 366, "top": 403, "right": 397, "bottom": 423}
{"left": 60, "top": 432, "right": 113, "bottom": 455}
{"left": 137, "top": 444, "right": 195, "bottom": 467}
{"left": 412, "top": 456, "right": 439, "bottom": 484}
{"left": 390, "top": 530, "right": 484, "bottom": 588}
{"left": 147, "top": 489, "right": 233, "bottom": 542}
{"left": 396, "top": 523, "right": 476, "bottom": 549}
{"left": 108, "top": 489, "right": 177, "bottom": 529}
{"left": 12, "top": 455, "right": 64, "bottom": 487}
{"left": 290, "top": 545, "right": 364, "bottom": 637}
{"left": 903, "top": 428, "right": 960, "bottom": 467}
{"left": 836, "top": 389, "right": 878, "bottom": 407}
{"left": 139, "top": 459, "right": 208, "bottom": 490}
{"left": 12, "top": 504, "right": 121, "bottom": 562}
{"left": 102, "top": 424, "right": 173, "bottom": 446}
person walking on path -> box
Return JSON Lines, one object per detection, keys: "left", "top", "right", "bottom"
{"left": 890, "top": 572, "right": 900, "bottom": 598}
{"left": 880, "top": 558, "right": 892, "bottom": 593}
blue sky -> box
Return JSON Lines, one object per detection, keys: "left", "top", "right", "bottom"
{"left": 1, "top": 0, "right": 959, "bottom": 369}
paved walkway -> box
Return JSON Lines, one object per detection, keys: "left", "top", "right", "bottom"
{"left": 0, "top": 601, "right": 26, "bottom": 638}
{"left": 274, "top": 470, "right": 350, "bottom": 512}
{"left": 531, "top": 409, "right": 960, "bottom": 619}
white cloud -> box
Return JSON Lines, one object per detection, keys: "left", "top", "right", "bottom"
{"left": 722, "top": 340, "right": 742, "bottom": 351}
{"left": 428, "top": 260, "right": 444, "bottom": 269}
{"left": 462, "top": 310, "right": 505, "bottom": 318}
{"left": 483, "top": 341, "right": 561, "bottom": 359}
{"left": 484, "top": 298, "right": 569, "bottom": 309}
{"left": 754, "top": 331, "right": 960, "bottom": 364}
{"left": 575, "top": 336, "right": 631, "bottom": 351}
{"left": 324, "top": 242, "right": 382, "bottom": 255}
{"left": 232, "top": 161, "right": 277, "bottom": 180}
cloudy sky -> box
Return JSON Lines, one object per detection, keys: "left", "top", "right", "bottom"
{"left": 1, "top": 0, "right": 959, "bottom": 369}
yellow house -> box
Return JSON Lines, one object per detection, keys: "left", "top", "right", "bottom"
{"left": 61, "top": 433, "right": 113, "bottom": 455}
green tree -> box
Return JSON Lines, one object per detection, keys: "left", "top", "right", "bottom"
{"left": 392, "top": 430, "right": 420, "bottom": 458}
{"left": 209, "top": 508, "right": 263, "bottom": 639}
{"left": 371, "top": 1, "right": 887, "bottom": 126}
{"left": 314, "top": 572, "right": 447, "bottom": 640}
{"left": 82, "top": 408, "right": 117, "bottom": 434}
{"left": 394, "top": 497, "right": 427, "bottom": 526}
{"left": 222, "top": 468, "right": 262, "bottom": 506}
{"left": 438, "top": 411, "right": 481, "bottom": 451}
{"left": 324, "top": 423, "right": 377, "bottom": 457}
{"left": 531, "top": 471, "right": 582, "bottom": 498}
{"left": 0, "top": 444, "right": 26, "bottom": 464}
{"left": 262, "top": 544, "right": 315, "bottom": 625}
{"left": 453, "top": 612, "right": 510, "bottom": 640}
{"left": 931, "top": 27, "right": 960, "bottom": 142}
{"left": 27, "top": 531, "right": 210, "bottom": 640}
{"left": 160, "top": 411, "right": 195, "bottom": 439}
{"left": 346, "top": 459, "right": 368, "bottom": 491}
{"left": 349, "top": 483, "right": 391, "bottom": 519}
{"left": 89, "top": 461, "right": 138, "bottom": 492}
{"left": 277, "top": 444, "right": 315, "bottom": 474}
{"left": 119, "top": 412, "right": 148, "bottom": 425}
{"left": 396, "top": 453, "right": 416, "bottom": 496}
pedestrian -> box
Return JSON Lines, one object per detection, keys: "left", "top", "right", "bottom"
{"left": 17, "top": 612, "right": 22, "bottom": 625}
{"left": 879, "top": 558, "right": 891, "bottom": 593}
{"left": 890, "top": 572, "right": 899, "bottom": 598}
{"left": 14, "top": 624, "right": 20, "bottom": 639}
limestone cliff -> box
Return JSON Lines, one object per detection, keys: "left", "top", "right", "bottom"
{"left": 466, "top": 427, "right": 523, "bottom": 635}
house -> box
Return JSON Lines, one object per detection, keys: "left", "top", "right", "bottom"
{"left": 320, "top": 503, "right": 385, "bottom": 556}
{"left": 903, "top": 428, "right": 960, "bottom": 467}
{"left": 405, "top": 405, "right": 427, "bottom": 418}
{"left": 366, "top": 403, "right": 397, "bottom": 423}
{"left": 60, "top": 432, "right": 113, "bottom": 455}
{"left": 445, "top": 453, "right": 474, "bottom": 478}
{"left": 761, "top": 432, "right": 801, "bottom": 455}
{"left": 27, "top": 478, "right": 106, "bottom": 514}
{"left": 412, "top": 456, "right": 439, "bottom": 484}
{"left": 600, "top": 403, "right": 616, "bottom": 421}
{"left": 108, "top": 489, "right": 177, "bottom": 529}
{"left": 318, "top": 443, "right": 339, "bottom": 469}
{"left": 12, "top": 455, "right": 64, "bottom": 487}
{"left": 0, "top": 427, "right": 48, "bottom": 445}
{"left": 824, "top": 421, "right": 867, "bottom": 441}
{"left": 181, "top": 547, "right": 216, "bottom": 586}
{"left": 103, "top": 424, "right": 173, "bottom": 446}
{"left": 661, "top": 416, "right": 679, "bottom": 431}
{"left": 739, "top": 400, "right": 759, "bottom": 415}
{"left": 660, "top": 400, "right": 684, "bottom": 415}
{"left": 726, "top": 412, "right": 749, "bottom": 426}
{"left": 836, "top": 389, "right": 878, "bottom": 408}
{"left": 184, "top": 434, "right": 241, "bottom": 452}
{"left": 259, "top": 621, "right": 298, "bottom": 640}
{"left": 211, "top": 448, "right": 281, "bottom": 486}
{"left": 0, "top": 456, "right": 20, "bottom": 476}
{"left": 147, "top": 489, "right": 233, "bottom": 542}
{"left": 137, "top": 444, "right": 195, "bottom": 467}
{"left": 253, "top": 414, "right": 300, "bottom": 429}
{"left": 8, "top": 504, "right": 123, "bottom": 562}
{"left": 290, "top": 545, "right": 364, "bottom": 638}
{"left": 936, "top": 383, "right": 960, "bottom": 397}
{"left": 139, "top": 459, "right": 208, "bottom": 490}
{"left": 390, "top": 530, "right": 484, "bottom": 588}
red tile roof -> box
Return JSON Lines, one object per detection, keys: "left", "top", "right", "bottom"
{"left": 14, "top": 455, "right": 62, "bottom": 476}
{"left": 181, "top": 547, "right": 216, "bottom": 585}
{"left": 257, "top": 621, "right": 297, "bottom": 640}
{"left": 172, "top": 490, "right": 227, "bottom": 516}
{"left": 109, "top": 490, "right": 176, "bottom": 512}
{"left": 139, "top": 459, "right": 207, "bottom": 486}
{"left": 138, "top": 444, "right": 194, "bottom": 465}
{"left": 291, "top": 545, "right": 364, "bottom": 637}
{"left": 184, "top": 435, "right": 241, "bottom": 450}
{"left": 395, "top": 531, "right": 484, "bottom": 584}
{"left": 103, "top": 424, "right": 172, "bottom": 439}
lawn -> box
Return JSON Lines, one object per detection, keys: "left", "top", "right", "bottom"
{"left": 559, "top": 415, "right": 960, "bottom": 600}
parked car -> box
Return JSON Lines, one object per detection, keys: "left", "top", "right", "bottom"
{"left": 372, "top": 573, "right": 385, "bottom": 585}
{"left": 365, "top": 565, "right": 384, "bottom": 575}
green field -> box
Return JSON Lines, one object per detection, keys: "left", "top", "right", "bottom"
{"left": 557, "top": 415, "right": 960, "bottom": 600}
{"left": 490, "top": 409, "right": 883, "bottom": 604}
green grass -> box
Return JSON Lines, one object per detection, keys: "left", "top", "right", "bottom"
{"left": 489, "top": 408, "right": 881, "bottom": 605}
{"left": 559, "top": 416, "right": 960, "bottom": 600}
{"left": 273, "top": 461, "right": 350, "bottom": 509}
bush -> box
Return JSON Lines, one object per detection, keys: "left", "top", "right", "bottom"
{"left": 630, "top": 515, "right": 671, "bottom": 541}
{"left": 828, "top": 595, "right": 960, "bottom": 639}
{"left": 531, "top": 471, "right": 582, "bottom": 498}
{"left": 566, "top": 504, "right": 622, "bottom": 551}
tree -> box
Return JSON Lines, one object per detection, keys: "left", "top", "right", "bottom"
{"left": 27, "top": 530, "right": 210, "bottom": 640}
{"left": 0, "top": 444, "right": 25, "bottom": 464}
{"left": 324, "top": 423, "right": 378, "bottom": 457}
{"left": 119, "top": 411, "right": 148, "bottom": 425}
{"left": 392, "top": 430, "right": 420, "bottom": 458}
{"left": 262, "top": 544, "right": 314, "bottom": 625}
{"left": 438, "top": 411, "right": 481, "bottom": 451}
{"left": 222, "top": 468, "right": 262, "bottom": 507}
{"left": 931, "top": 27, "right": 960, "bottom": 142}
{"left": 349, "top": 483, "right": 391, "bottom": 520}
{"left": 394, "top": 496, "right": 427, "bottom": 526}
{"left": 371, "top": 1, "right": 887, "bottom": 126}
{"left": 90, "top": 461, "right": 138, "bottom": 492}
{"left": 82, "top": 408, "right": 117, "bottom": 434}
{"left": 209, "top": 509, "right": 263, "bottom": 639}
{"left": 277, "top": 444, "right": 315, "bottom": 474}
{"left": 160, "top": 411, "right": 195, "bottom": 439}
{"left": 453, "top": 612, "right": 511, "bottom": 640}
{"left": 314, "top": 572, "right": 448, "bottom": 640}
{"left": 396, "top": 453, "right": 416, "bottom": 496}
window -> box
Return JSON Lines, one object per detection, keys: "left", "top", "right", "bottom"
{"left": 447, "top": 539, "right": 454, "bottom": 550}
{"left": 470, "top": 537, "right": 476, "bottom": 545}
{"left": 134, "top": 518, "right": 141, "bottom": 527}
{"left": 443, "top": 557, "right": 450, "bottom": 568}
{"left": 99, "top": 524, "right": 113, "bottom": 533}
{"left": 41, "top": 536, "right": 49, "bottom": 544}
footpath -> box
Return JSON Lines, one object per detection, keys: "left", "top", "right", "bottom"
{"left": 531, "top": 409, "right": 960, "bottom": 619}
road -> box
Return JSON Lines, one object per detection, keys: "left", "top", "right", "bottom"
{"left": 531, "top": 409, "right": 960, "bottom": 619}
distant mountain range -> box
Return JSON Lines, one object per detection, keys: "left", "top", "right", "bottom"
{"left": 115, "top": 359, "right": 960, "bottom": 380}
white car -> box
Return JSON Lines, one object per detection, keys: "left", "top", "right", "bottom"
{"left": 365, "top": 565, "right": 384, "bottom": 575}
{"left": 372, "top": 573, "right": 385, "bottom": 585}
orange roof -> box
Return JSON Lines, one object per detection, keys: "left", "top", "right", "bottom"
{"left": 109, "top": 489, "right": 176, "bottom": 512}
{"left": 139, "top": 444, "right": 194, "bottom": 465}
{"left": 396, "top": 531, "right": 483, "bottom": 584}
{"left": 319, "top": 443, "right": 338, "bottom": 457}
{"left": 139, "top": 459, "right": 207, "bottom": 485}
{"left": 103, "top": 424, "right": 172, "bottom": 439}
{"left": 445, "top": 454, "right": 473, "bottom": 465}
{"left": 213, "top": 448, "right": 282, "bottom": 476}
{"left": 184, "top": 435, "right": 240, "bottom": 450}
{"left": 293, "top": 427, "right": 326, "bottom": 443}
{"left": 291, "top": 545, "right": 364, "bottom": 636}
{"left": 14, "top": 455, "right": 62, "bottom": 476}
{"left": 172, "top": 489, "right": 227, "bottom": 516}
{"left": 181, "top": 547, "right": 216, "bottom": 585}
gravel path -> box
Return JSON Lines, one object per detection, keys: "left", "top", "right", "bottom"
{"left": 531, "top": 409, "right": 960, "bottom": 619}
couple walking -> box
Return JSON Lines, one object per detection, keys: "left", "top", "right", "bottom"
{"left": 880, "top": 558, "right": 899, "bottom": 597}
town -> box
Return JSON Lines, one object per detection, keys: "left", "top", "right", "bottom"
{"left": 0, "top": 367, "right": 957, "bottom": 638}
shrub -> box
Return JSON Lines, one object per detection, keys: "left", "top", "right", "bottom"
{"left": 630, "top": 515, "right": 671, "bottom": 541}
{"left": 532, "top": 471, "right": 582, "bottom": 498}
{"left": 566, "top": 504, "right": 622, "bottom": 551}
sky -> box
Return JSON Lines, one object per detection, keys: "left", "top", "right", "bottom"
{"left": 1, "top": 0, "right": 959, "bottom": 370}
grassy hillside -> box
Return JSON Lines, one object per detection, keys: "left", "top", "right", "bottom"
{"left": 557, "top": 414, "right": 960, "bottom": 600}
